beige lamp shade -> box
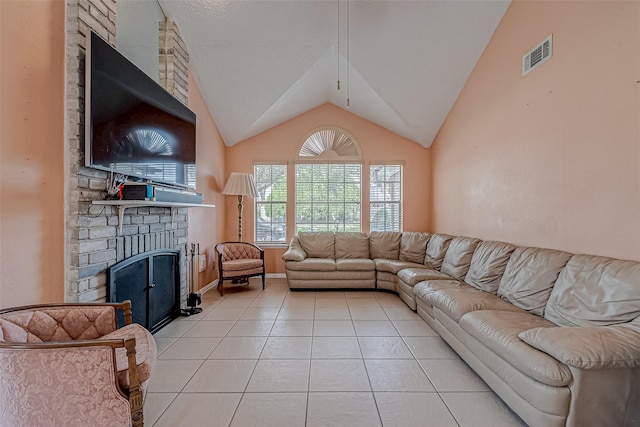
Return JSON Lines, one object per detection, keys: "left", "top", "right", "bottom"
{"left": 223, "top": 172, "right": 257, "bottom": 197}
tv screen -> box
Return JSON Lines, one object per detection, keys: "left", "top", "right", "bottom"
{"left": 86, "top": 32, "right": 196, "bottom": 189}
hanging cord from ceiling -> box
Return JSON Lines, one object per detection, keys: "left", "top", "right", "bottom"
{"left": 346, "top": 0, "right": 350, "bottom": 108}
{"left": 337, "top": 0, "right": 340, "bottom": 91}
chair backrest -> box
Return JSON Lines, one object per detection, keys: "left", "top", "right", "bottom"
{"left": 0, "top": 305, "right": 118, "bottom": 343}
{"left": 216, "top": 242, "right": 262, "bottom": 261}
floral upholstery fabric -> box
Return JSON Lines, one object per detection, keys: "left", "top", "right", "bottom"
{"left": 0, "top": 346, "right": 132, "bottom": 427}
{"left": 0, "top": 306, "right": 117, "bottom": 343}
{"left": 100, "top": 323, "right": 157, "bottom": 391}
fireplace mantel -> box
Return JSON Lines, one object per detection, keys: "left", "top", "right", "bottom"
{"left": 92, "top": 200, "right": 215, "bottom": 234}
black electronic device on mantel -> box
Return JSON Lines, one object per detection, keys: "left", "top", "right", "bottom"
{"left": 85, "top": 31, "right": 197, "bottom": 189}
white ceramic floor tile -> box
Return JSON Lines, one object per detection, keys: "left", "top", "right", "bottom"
{"left": 349, "top": 307, "right": 389, "bottom": 320}
{"left": 230, "top": 393, "right": 307, "bottom": 427}
{"left": 345, "top": 291, "right": 378, "bottom": 299}
{"left": 153, "top": 393, "right": 241, "bottom": 427}
{"left": 154, "top": 337, "right": 178, "bottom": 355}
{"left": 216, "top": 298, "right": 254, "bottom": 308}
{"left": 313, "top": 320, "right": 356, "bottom": 336}
{"left": 375, "top": 392, "right": 458, "bottom": 427}
{"left": 249, "top": 297, "right": 285, "bottom": 308}
{"left": 358, "top": 336, "right": 413, "bottom": 359}
{"left": 260, "top": 336, "right": 312, "bottom": 359}
{"left": 383, "top": 307, "right": 422, "bottom": 320}
{"left": 202, "top": 307, "right": 246, "bottom": 321}
{"left": 208, "top": 336, "right": 267, "bottom": 359}
{"left": 158, "top": 337, "right": 221, "bottom": 360}
{"left": 312, "top": 336, "right": 363, "bottom": 358}
{"left": 315, "top": 298, "right": 349, "bottom": 308}
{"left": 147, "top": 360, "right": 203, "bottom": 392}
{"left": 392, "top": 319, "right": 439, "bottom": 336}
{"left": 153, "top": 320, "right": 196, "bottom": 338}
{"left": 375, "top": 295, "right": 407, "bottom": 308}
{"left": 270, "top": 320, "right": 314, "bottom": 336}
{"left": 419, "top": 359, "right": 490, "bottom": 392}
{"left": 403, "top": 336, "right": 459, "bottom": 359}
{"left": 227, "top": 320, "right": 275, "bottom": 336}
{"left": 365, "top": 359, "right": 435, "bottom": 391}
{"left": 352, "top": 320, "right": 399, "bottom": 336}
{"left": 441, "top": 392, "right": 527, "bottom": 427}
{"left": 307, "top": 392, "right": 382, "bottom": 427}
{"left": 245, "top": 359, "right": 310, "bottom": 392}
{"left": 181, "top": 320, "right": 235, "bottom": 337}
{"left": 239, "top": 307, "right": 280, "bottom": 320}
{"left": 282, "top": 299, "right": 316, "bottom": 308}
{"left": 314, "top": 307, "right": 351, "bottom": 320}
{"left": 277, "top": 308, "right": 315, "bottom": 320}
{"left": 183, "top": 359, "right": 257, "bottom": 392}
{"left": 309, "top": 359, "right": 371, "bottom": 392}
{"left": 143, "top": 392, "right": 176, "bottom": 426}
{"left": 346, "top": 298, "right": 382, "bottom": 308}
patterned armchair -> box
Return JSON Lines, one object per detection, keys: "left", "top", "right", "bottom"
{"left": 0, "top": 300, "right": 156, "bottom": 427}
{"left": 215, "top": 242, "right": 265, "bottom": 296}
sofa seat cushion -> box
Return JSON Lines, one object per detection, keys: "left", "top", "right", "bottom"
{"left": 336, "top": 258, "right": 375, "bottom": 271}
{"left": 459, "top": 311, "right": 572, "bottom": 387}
{"left": 374, "top": 259, "right": 425, "bottom": 274}
{"left": 397, "top": 268, "right": 452, "bottom": 286}
{"left": 101, "top": 323, "right": 157, "bottom": 391}
{"left": 414, "top": 279, "right": 469, "bottom": 301}
{"left": 425, "top": 288, "right": 526, "bottom": 322}
{"left": 285, "top": 258, "right": 336, "bottom": 272}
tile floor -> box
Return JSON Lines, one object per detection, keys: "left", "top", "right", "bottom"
{"left": 145, "top": 278, "right": 527, "bottom": 427}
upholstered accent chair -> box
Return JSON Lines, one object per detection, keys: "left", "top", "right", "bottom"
{"left": 0, "top": 300, "right": 156, "bottom": 427}
{"left": 215, "top": 242, "right": 265, "bottom": 296}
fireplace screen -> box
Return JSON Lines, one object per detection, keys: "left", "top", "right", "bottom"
{"left": 107, "top": 249, "right": 180, "bottom": 333}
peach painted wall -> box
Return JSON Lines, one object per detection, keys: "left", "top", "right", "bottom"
{"left": 226, "top": 103, "right": 431, "bottom": 273}
{"left": 430, "top": 1, "right": 640, "bottom": 260}
{"left": 188, "top": 72, "right": 227, "bottom": 290}
{"left": 0, "top": 0, "right": 66, "bottom": 307}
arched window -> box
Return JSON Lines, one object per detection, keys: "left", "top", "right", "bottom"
{"left": 295, "top": 127, "right": 362, "bottom": 233}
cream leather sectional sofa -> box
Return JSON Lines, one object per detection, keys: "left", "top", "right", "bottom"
{"left": 282, "top": 231, "right": 640, "bottom": 427}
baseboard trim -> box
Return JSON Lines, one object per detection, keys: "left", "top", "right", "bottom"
{"left": 266, "top": 273, "right": 286, "bottom": 279}
{"left": 199, "top": 280, "right": 218, "bottom": 295}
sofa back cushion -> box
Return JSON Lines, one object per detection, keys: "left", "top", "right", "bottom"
{"left": 497, "top": 247, "right": 572, "bottom": 316}
{"left": 440, "top": 236, "right": 481, "bottom": 280}
{"left": 544, "top": 254, "right": 640, "bottom": 327}
{"left": 369, "top": 231, "right": 401, "bottom": 260}
{"left": 335, "top": 232, "right": 370, "bottom": 259}
{"left": 424, "top": 233, "right": 454, "bottom": 269}
{"left": 399, "top": 232, "right": 431, "bottom": 264}
{"left": 298, "top": 232, "right": 335, "bottom": 258}
{"left": 464, "top": 241, "right": 516, "bottom": 294}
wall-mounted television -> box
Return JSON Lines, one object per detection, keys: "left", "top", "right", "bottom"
{"left": 85, "top": 32, "right": 196, "bottom": 189}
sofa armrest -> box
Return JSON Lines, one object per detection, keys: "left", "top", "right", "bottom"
{"left": 282, "top": 237, "right": 308, "bottom": 262}
{"left": 518, "top": 323, "right": 640, "bottom": 369}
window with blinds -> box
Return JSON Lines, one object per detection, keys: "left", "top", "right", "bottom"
{"left": 254, "top": 164, "right": 287, "bottom": 242}
{"left": 370, "top": 164, "right": 402, "bottom": 232}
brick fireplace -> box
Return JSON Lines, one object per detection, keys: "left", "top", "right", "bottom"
{"left": 64, "top": 0, "right": 192, "bottom": 306}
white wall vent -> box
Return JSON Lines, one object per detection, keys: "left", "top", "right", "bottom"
{"left": 523, "top": 35, "right": 552, "bottom": 76}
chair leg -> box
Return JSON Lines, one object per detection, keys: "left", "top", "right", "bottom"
{"left": 219, "top": 279, "right": 224, "bottom": 296}
{"left": 262, "top": 273, "right": 265, "bottom": 290}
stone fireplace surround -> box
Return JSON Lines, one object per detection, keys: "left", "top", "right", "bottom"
{"left": 65, "top": 0, "right": 192, "bottom": 306}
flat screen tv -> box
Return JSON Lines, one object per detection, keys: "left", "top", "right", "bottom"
{"left": 85, "top": 32, "right": 196, "bottom": 189}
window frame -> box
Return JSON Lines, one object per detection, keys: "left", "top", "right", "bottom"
{"left": 369, "top": 163, "right": 403, "bottom": 232}
{"left": 254, "top": 163, "right": 288, "bottom": 246}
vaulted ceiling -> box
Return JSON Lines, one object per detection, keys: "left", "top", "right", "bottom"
{"left": 158, "top": 0, "right": 510, "bottom": 147}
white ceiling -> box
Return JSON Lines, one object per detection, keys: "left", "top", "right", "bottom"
{"left": 158, "top": 0, "right": 510, "bottom": 147}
